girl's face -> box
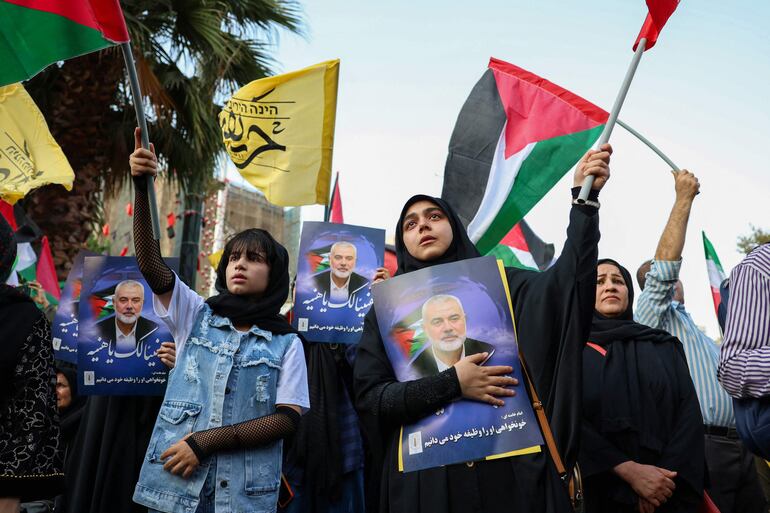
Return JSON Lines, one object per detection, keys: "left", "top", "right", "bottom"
{"left": 595, "top": 263, "right": 630, "bottom": 318}
{"left": 56, "top": 372, "right": 72, "bottom": 410}
{"left": 225, "top": 247, "right": 270, "bottom": 297}
{"left": 401, "top": 200, "right": 454, "bottom": 262}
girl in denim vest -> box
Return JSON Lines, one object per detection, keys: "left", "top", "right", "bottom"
{"left": 128, "top": 129, "right": 309, "bottom": 513}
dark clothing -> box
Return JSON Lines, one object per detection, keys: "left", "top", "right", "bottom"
{"left": 355, "top": 194, "right": 600, "bottom": 513}
{"left": 0, "top": 286, "right": 63, "bottom": 500}
{"left": 580, "top": 260, "right": 705, "bottom": 513}
{"left": 704, "top": 433, "right": 768, "bottom": 513}
{"left": 734, "top": 397, "right": 770, "bottom": 460}
{"left": 409, "top": 337, "right": 494, "bottom": 378}
{"left": 312, "top": 270, "right": 370, "bottom": 303}
{"left": 66, "top": 395, "right": 161, "bottom": 513}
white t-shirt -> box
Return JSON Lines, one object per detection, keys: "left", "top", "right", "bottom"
{"left": 153, "top": 275, "right": 309, "bottom": 411}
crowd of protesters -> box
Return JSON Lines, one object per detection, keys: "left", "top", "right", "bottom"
{"left": 0, "top": 135, "right": 768, "bottom": 513}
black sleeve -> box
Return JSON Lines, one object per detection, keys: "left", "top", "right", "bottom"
{"left": 185, "top": 406, "right": 301, "bottom": 460}
{"left": 132, "top": 176, "right": 174, "bottom": 294}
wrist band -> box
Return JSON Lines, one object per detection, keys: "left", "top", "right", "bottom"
{"left": 573, "top": 198, "right": 600, "bottom": 209}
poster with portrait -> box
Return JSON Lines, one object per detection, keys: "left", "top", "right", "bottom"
{"left": 51, "top": 249, "right": 96, "bottom": 363}
{"left": 293, "top": 221, "right": 385, "bottom": 344}
{"left": 373, "top": 255, "right": 543, "bottom": 472}
{"left": 77, "top": 256, "right": 178, "bottom": 395}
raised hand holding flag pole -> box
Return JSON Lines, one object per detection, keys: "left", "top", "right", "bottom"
{"left": 578, "top": 0, "right": 681, "bottom": 201}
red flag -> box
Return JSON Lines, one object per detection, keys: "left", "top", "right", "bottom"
{"left": 36, "top": 236, "right": 61, "bottom": 299}
{"left": 0, "top": 200, "right": 17, "bottom": 230}
{"left": 634, "top": 0, "right": 680, "bottom": 51}
{"left": 329, "top": 172, "right": 343, "bottom": 223}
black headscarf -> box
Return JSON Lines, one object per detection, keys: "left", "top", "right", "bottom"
{"left": 205, "top": 228, "right": 297, "bottom": 335}
{"left": 56, "top": 365, "right": 87, "bottom": 445}
{"left": 590, "top": 258, "right": 674, "bottom": 345}
{"left": 394, "top": 194, "right": 480, "bottom": 275}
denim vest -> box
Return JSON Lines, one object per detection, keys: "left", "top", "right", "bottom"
{"left": 134, "top": 305, "right": 295, "bottom": 513}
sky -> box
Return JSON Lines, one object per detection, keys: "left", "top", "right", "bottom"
{"left": 230, "top": 0, "right": 770, "bottom": 338}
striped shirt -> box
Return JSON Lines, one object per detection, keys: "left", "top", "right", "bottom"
{"left": 718, "top": 244, "right": 770, "bottom": 398}
{"left": 636, "top": 259, "right": 735, "bottom": 427}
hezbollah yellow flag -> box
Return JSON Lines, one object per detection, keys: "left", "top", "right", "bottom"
{"left": 219, "top": 59, "right": 339, "bottom": 206}
{"left": 0, "top": 83, "right": 74, "bottom": 204}
{"left": 208, "top": 249, "right": 223, "bottom": 270}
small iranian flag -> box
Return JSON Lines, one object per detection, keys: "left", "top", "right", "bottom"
{"left": 702, "top": 231, "right": 726, "bottom": 320}
{"left": 0, "top": 0, "right": 130, "bottom": 87}
{"left": 442, "top": 58, "right": 608, "bottom": 254}
{"left": 486, "top": 219, "right": 555, "bottom": 271}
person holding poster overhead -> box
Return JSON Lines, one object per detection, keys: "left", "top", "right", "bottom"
{"left": 354, "top": 144, "right": 612, "bottom": 513}
{"left": 128, "top": 130, "right": 309, "bottom": 513}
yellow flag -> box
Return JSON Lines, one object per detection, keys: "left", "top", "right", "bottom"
{"left": 0, "top": 83, "right": 74, "bottom": 204}
{"left": 219, "top": 60, "right": 339, "bottom": 206}
{"left": 208, "top": 249, "right": 223, "bottom": 270}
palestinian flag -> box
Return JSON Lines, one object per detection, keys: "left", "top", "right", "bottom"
{"left": 306, "top": 245, "right": 332, "bottom": 273}
{"left": 486, "top": 219, "right": 555, "bottom": 271}
{"left": 442, "top": 58, "right": 608, "bottom": 254}
{"left": 328, "top": 172, "right": 344, "bottom": 223}
{"left": 0, "top": 0, "right": 130, "bottom": 87}
{"left": 702, "top": 231, "right": 726, "bottom": 320}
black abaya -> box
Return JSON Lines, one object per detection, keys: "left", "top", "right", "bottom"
{"left": 355, "top": 195, "right": 600, "bottom": 513}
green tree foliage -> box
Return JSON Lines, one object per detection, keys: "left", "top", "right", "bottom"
{"left": 737, "top": 225, "right": 770, "bottom": 255}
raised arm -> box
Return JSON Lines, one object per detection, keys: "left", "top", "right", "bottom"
{"left": 129, "top": 127, "right": 174, "bottom": 309}
{"left": 654, "top": 170, "right": 699, "bottom": 261}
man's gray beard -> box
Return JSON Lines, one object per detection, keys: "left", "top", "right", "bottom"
{"left": 117, "top": 312, "right": 138, "bottom": 324}
{"left": 332, "top": 268, "right": 352, "bottom": 280}
{"left": 435, "top": 336, "right": 465, "bottom": 352}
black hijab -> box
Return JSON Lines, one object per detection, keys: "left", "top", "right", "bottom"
{"left": 205, "top": 228, "right": 297, "bottom": 335}
{"left": 56, "top": 365, "right": 87, "bottom": 445}
{"left": 590, "top": 258, "right": 675, "bottom": 345}
{"left": 394, "top": 194, "right": 480, "bottom": 275}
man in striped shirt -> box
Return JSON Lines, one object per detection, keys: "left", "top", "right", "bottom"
{"left": 718, "top": 242, "right": 770, "bottom": 462}
{"left": 635, "top": 170, "right": 766, "bottom": 513}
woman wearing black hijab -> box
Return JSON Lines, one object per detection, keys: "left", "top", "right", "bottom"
{"left": 580, "top": 259, "right": 704, "bottom": 513}
{"left": 354, "top": 145, "right": 612, "bottom": 513}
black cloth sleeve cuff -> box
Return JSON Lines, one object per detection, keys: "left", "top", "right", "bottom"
{"left": 571, "top": 186, "right": 600, "bottom": 202}
{"left": 185, "top": 436, "right": 206, "bottom": 462}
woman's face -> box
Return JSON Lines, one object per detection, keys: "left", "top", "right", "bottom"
{"left": 595, "top": 263, "right": 630, "bottom": 318}
{"left": 225, "top": 248, "right": 270, "bottom": 297}
{"left": 56, "top": 372, "right": 72, "bottom": 411}
{"left": 401, "top": 200, "right": 454, "bottom": 262}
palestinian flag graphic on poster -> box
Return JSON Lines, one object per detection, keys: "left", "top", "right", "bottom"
{"left": 306, "top": 244, "right": 333, "bottom": 273}
{"left": 702, "top": 231, "right": 726, "bottom": 320}
{"left": 486, "top": 219, "right": 555, "bottom": 271}
{"left": 442, "top": 58, "right": 608, "bottom": 253}
{"left": 0, "top": 0, "right": 130, "bottom": 87}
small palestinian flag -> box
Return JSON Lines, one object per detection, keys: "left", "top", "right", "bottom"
{"left": 306, "top": 245, "right": 332, "bottom": 273}
{"left": 702, "top": 231, "right": 726, "bottom": 321}
{"left": 486, "top": 219, "right": 555, "bottom": 271}
{"left": 0, "top": 0, "right": 130, "bottom": 87}
{"left": 390, "top": 305, "right": 428, "bottom": 358}
{"left": 442, "top": 58, "right": 608, "bottom": 254}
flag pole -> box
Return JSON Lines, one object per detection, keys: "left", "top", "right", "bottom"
{"left": 616, "top": 119, "right": 680, "bottom": 171}
{"left": 324, "top": 171, "right": 338, "bottom": 223}
{"left": 120, "top": 42, "right": 162, "bottom": 240}
{"left": 578, "top": 38, "right": 647, "bottom": 202}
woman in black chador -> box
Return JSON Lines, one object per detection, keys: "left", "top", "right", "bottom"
{"left": 354, "top": 145, "right": 612, "bottom": 513}
{"left": 580, "top": 259, "right": 704, "bottom": 513}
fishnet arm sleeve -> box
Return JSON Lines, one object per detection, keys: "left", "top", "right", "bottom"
{"left": 133, "top": 176, "right": 174, "bottom": 294}
{"left": 185, "top": 406, "right": 301, "bottom": 461}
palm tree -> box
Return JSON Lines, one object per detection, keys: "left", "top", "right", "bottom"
{"left": 23, "top": 0, "right": 303, "bottom": 277}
